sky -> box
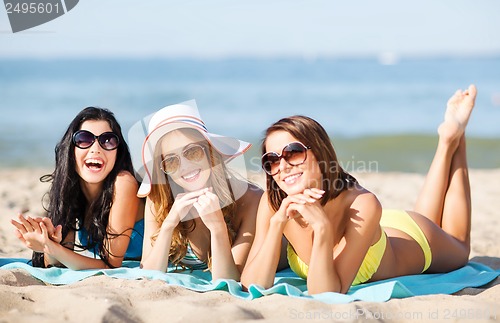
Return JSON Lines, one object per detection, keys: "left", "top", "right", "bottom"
{"left": 1, "top": 0, "right": 500, "bottom": 58}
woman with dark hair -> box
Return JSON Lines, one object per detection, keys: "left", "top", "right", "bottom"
{"left": 137, "top": 100, "right": 264, "bottom": 281}
{"left": 11, "top": 107, "right": 144, "bottom": 269}
{"left": 241, "top": 85, "right": 477, "bottom": 294}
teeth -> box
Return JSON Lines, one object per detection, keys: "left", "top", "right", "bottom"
{"left": 182, "top": 170, "right": 200, "bottom": 180}
{"left": 86, "top": 159, "right": 103, "bottom": 165}
{"left": 284, "top": 173, "right": 301, "bottom": 184}
{"left": 85, "top": 159, "right": 104, "bottom": 170}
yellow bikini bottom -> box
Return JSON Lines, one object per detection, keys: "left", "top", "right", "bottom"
{"left": 287, "top": 209, "right": 432, "bottom": 286}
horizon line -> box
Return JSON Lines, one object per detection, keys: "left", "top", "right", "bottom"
{"left": 1, "top": 52, "right": 500, "bottom": 61}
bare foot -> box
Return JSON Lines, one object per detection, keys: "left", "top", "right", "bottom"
{"left": 438, "top": 84, "right": 477, "bottom": 142}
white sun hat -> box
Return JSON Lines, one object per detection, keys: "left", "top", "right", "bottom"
{"left": 133, "top": 100, "right": 251, "bottom": 197}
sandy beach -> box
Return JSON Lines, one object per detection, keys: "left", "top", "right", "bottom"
{"left": 0, "top": 167, "right": 499, "bottom": 322}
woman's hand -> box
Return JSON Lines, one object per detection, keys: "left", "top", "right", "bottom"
{"left": 271, "top": 194, "right": 307, "bottom": 225}
{"left": 33, "top": 217, "right": 62, "bottom": 243}
{"left": 285, "top": 188, "right": 328, "bottom": 231}
{"left": 11, "top": 214, "right": 56, "bottom": 253}
{"left": 193, "top": 188, "right": 226, "bottom": 233}
{"left": 162, "top": 188, "right": 209, "bottom": 230}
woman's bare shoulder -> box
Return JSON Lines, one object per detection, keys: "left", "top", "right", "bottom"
{"left": 234, "top": 181, "right": 263, "bottom": 219}
{"left": 349, "top": 188, "right": 382, "bottom": 223}
{"left": 114, "top": 171, "right": 139, "bottom": 191}
{"left": 236, "top": 181, "right": 264, "bottom": 203}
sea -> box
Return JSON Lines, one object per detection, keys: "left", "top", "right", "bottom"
{"left": 1, "top": 57, "right": 499, "bottom": 173}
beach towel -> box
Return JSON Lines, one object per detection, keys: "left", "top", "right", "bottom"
{"left": 0, "top": 259, "right": 498, "bottom": 304}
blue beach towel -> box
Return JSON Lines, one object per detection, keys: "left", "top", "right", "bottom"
{"left": 0, "top": 258, "right": 498, "bottom": 304}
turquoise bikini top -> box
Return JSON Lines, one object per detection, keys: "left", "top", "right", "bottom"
{"left": 179, "top": 243, "right": 208, "bottom": 270}
{"left": 77, "top": 219, "right": 144, "bottom": 260}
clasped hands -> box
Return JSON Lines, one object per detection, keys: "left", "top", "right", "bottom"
{"left": 162, "top": 187, "right": 225, "bottom": 232}
{"left": 10, "top": 213, "right": 62, "bottom": 253}
{"left": 274, "top": 188, "right": 329, "bottom": 230}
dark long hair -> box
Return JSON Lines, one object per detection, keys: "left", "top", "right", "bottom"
{"left": 32, "top": 107, "right": 134, "bottom": 268}
{"left": 262, "top": 115, "right": 356, "bottom": 212}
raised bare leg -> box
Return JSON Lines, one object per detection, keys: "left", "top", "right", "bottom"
{"left": 414, "top": 85, "right": 476, "bottom": 227}
{"left": 440, "top": 134, "right": 471, "bottom": 247}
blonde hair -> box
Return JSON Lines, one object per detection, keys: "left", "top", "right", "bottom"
{"left": 148, "top": 129, "right": 237, "bottom": 269}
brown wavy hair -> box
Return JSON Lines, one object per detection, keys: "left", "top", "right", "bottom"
{"left": 262, "top": 115, "right": 356, "bottom": 212}
{"left": 148, "top": 129, "right": 237, "bottom": 269}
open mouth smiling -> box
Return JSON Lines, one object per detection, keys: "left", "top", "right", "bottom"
{"left": 85, "top": 158, "right": 104, "bottom": 171}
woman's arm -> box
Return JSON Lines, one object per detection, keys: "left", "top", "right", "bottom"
{"left": 291, "top": 190, "right": 382, "bottom": 294}
{"left": 201, "top": 187, "right": 263, "bottom": 281}
{"left": 140, "top": 189, "right": 208, "bottom": 271}
{"left": 39, "top": 234, "right": 124, "bottom": 269}
{"left": 12, "top": 216, "right": 127, "bottom": 270}
{"left": 12, "top": 214, "right": 65, "bottom": 267}
{"left": 229, "top": 187, "right": 262, "bottom": 274}
{"left": 11, "top": 172, "right": 139, "bottom": 269}
{"left": 38, "top": 217, "right": 64, "bottom": 267}
{"left": 193, "top": 189, "right": 239, "bottom": 280}
{"left": 41, "top": 220, "right": 72, "bottom": 268}
{"left": 240, "top": 193, "right": 300, "bottom": 290}
{"left": 207, "top": 220, "right": 240, "bottom": 281}
{"left": 49, "top": 171, "right": 140, "bottom": 269}
{"left": 139, "top": 197, "right": 174, "bottom": 271}
{"left": 286, "top": 191, "right": 339, "bottom": 294}
{"left": 103, "top": 171, "right": 140, "bottom": 267}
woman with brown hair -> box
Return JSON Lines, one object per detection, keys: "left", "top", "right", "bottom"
{"left": 241, "top": 85, "right": 477, "bottom": 294}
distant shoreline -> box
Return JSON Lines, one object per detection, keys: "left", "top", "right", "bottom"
{"left": 1, "top": 134, "right": 499, "bottom": 173}
{"left": 2, "top": 55, "right": 500, "bottom": 61}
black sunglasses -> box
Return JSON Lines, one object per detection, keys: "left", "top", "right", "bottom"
{"left": 261, "top": 141, "right": 311, "bottom": 176}
{"left": 73, "top": 130, "right": 120, "bottom": 151}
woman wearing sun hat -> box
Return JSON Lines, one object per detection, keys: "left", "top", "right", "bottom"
{"left": 137, "top": 100, "right": 263, "bottom": 281}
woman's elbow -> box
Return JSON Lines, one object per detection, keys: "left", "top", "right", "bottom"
{"left": 240, "top": 271, "right": 259, "bottom": 291}
{"left": 306, "top": 281, "right": 343, "bottom": 295}
{"left": 240, "top": 273, "right": 273, "bottom": 291}
{"left": 240, "top": 272, "right": 250, "bottom": 290}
